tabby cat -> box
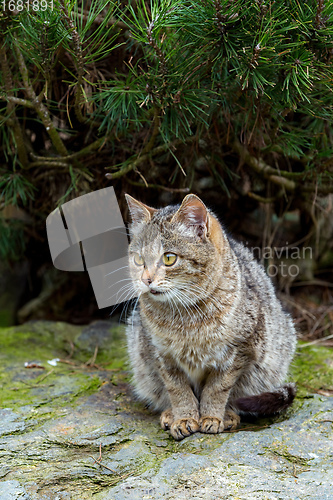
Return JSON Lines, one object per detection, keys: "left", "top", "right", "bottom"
{"left": 125, "top": 193, "right": 296, "bottom": 440}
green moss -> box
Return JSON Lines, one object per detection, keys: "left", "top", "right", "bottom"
{"left": 268, "top": 447, "right": 309, "bottom": 466}
{"left": 291, "top": 342, "right": 333, "bottom": 397}
{"left": 92, "top": 325, "right": 128, "bottom": 371}
{"left": 0, "top": 321, "right": 82, "bottom": 358}
{"left": 0, "top": 321, "right": 111, "bottom": 414}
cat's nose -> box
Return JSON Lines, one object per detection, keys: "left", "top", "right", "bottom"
{"left": 142, "top": 276, "right": 152, "bottom": 286}
{"left": 141, "top": 269, "right": 152, "bottom": 286}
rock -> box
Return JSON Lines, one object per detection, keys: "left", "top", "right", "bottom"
{"left": 0, "top": 480, "right": 31, "bottom": 499}
{"left": 0, "top": 409, "right": 26, "bottom": 437}
{"left": 0, "top": 321, "right": 332, "bottom": 499}
{"left": 76, "top": 321, "right": 116, "bottom": 354}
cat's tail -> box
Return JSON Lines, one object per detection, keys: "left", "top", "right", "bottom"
{"left": 234, "top": 383, "right": 296, "bottom": 416}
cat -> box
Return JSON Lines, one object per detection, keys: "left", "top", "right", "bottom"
{"left": 124, "top": 193, "right": 297, "bottom": 440}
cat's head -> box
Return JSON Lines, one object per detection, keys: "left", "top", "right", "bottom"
{"left": 125, "top": 193, "right": 225, "bottom": 305}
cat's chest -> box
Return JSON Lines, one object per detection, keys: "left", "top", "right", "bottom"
{"left": 140, "top": 302, "right": 235, "bottom": 377}
{"left": 151, "top": 324, "right": 232, "bottom": 379}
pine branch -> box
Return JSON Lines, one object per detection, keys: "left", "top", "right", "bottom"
{"left": 141, "top": 106, "right": 160, "bottom": 155}
{"left": 29, "top": 136, "right": 108, "bottom": 164}
{"left": 232, "top": 137, "right": 296, "bottom": 190}
{"left": 0, "top": 95, "right": 35, "bottom": 110}
{"left": 233, "top": 137, "right": 333, "bottom": 195}
{"left": 14, "top": 45, "right": 69, "bottom": 158}
{"left": 315, "top": 0, "right": 325, "bottom": 29}
{"left": 147, "top": 18, "right": 167, "bottom": 77}
{"left": 59, "top": 1, "right": 86, "bottom": 124}
{"left": 0, "top": 43, "right": 29, "bottom": 168}
{"left": 27, "top": 161, "right": 71, "bottom": 169}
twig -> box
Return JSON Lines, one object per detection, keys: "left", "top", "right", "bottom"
{"left": 96, "top": 443, "right": 102, "bottom": 462}
{"left": 224, "top": 423, "right": 271, "bottom": 433}
{"left": 65, "top": 340, "right": 75, "bottom": 360}
{"left": 127, "top": 179, "right": 190, "bottom": 192}
{"left": 281, "top": 296, "right": 316, "bottom": 321}
{"left": 298, "top": 332, "right": 333, "bottom": 348}
{"left": 298, "top": 382, "right": 333, "bottom": 396}
{"left": 290, "top": 279, "right": 333, "bottom": 288}
{"left": 89, "top": 448, "right": 135, "bottom": 485}
{"left": 37, "top": 369, "right": 55, "bottom": 384}
{"left": 306, "top": 306, "right": 333, "bottom": 337}
{"left": 247, "top": 189, "right": 284, "bottom": 203}
{"left": 18, "top": 380, "right": 54, "bottom": 389}
{"left": 85, "top": 345, "right": 99, "bottom": 367}
{"left": 106, "top": 136, "right": 197, "bottom": 180}
{"left": 58, "top": 358, "right": 78, "bottom": 366}
{"left": 89, "top": 444, "right": 117, "bottom": 473}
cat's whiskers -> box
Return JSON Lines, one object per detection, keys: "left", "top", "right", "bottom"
{"left": 110, "top": 290, "right": 134, "bottom": 316}
{"left": 175, "top": 279, "right": 229, "bottom": 315}
{"left": 120, "top": 290, "right": 139, "bottom": 324}
{"left": 100, "top": 228, "right": 131, "bottom": 237}
{"left": 176, "top": 279, "right": 217, "bottom": 298}
{"left": 106, "top": 277, "right": 133, "bottom": 290}
{"left": 110, "top": 280, "right": 139, "bottom": 322}
{"left": 131, "top": 292, "right": 142, "bottom": 332}
{"left": 104, "top": 265, "right": 130, "bottom": 278}
{"left": 148, "top": 277, "right": 211, "bottom": 325}
{"left": 167, "top": 293, "right": 185, "bottom": 326}
{"left": 167, "top": 288, "right": 209, "bottom": 325}
{"left": 170, "top": 288, "right": 208, "bottom": 327}
{"left": 171, "top": 280, "right": 211, "bottom": 314}
{"left": 154, "top": 278, "right": 184, "bottom": 322}
{"left": 106, "top": 282, "right": 136, "bottom": 304}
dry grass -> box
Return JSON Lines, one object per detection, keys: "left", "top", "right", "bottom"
{"left": 281, "top": 288, "right": 333, "bottom": 346}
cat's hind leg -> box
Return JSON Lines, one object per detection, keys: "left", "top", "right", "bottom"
{"left": 223, "top": 409, "right": 240, "bottom": 430}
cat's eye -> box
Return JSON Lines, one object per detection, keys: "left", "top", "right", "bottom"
{"left": 163, "top": 253, "right": 177, "bottom": 266}
{"left": 133, "top": 254, "right": 144, "bottom": 266}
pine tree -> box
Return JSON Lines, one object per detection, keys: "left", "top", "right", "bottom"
{"left": 0, "top": 0, "right": 333, "bottom": 276}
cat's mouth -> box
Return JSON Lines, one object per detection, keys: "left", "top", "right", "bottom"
{"left": 149, "top": 289, "right": 165, "bottom": 295}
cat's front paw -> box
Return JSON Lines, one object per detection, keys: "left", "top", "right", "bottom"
{"left": 199, "top": 411, "right": 241, "bottom": 433}
{"left": 160, "top": 409, "right": 174, "bottom": 430}
{"left": 199, "top": 416, "right": 224, "bottom": 434}
{"left": 170, "top": 418, "right": 199, "bottom": 441}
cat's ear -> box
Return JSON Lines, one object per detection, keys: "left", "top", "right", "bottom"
{"left": 125, "top": 194, "right": 156, "bottom": 224}
{"left": 172, "top": 194, "right": 209, "bottom": 239}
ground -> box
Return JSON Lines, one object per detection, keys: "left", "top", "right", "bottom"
{"left": 0, "top": 320, "right": 332, "bottom": 499}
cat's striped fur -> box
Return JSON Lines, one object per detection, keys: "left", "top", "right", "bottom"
{"left": 125, "top": 193, "right": 296, "bottom": 440}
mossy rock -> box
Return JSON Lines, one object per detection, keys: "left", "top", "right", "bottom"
{"left": 0, "top": 321, "right": 332, "bottom": 499}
